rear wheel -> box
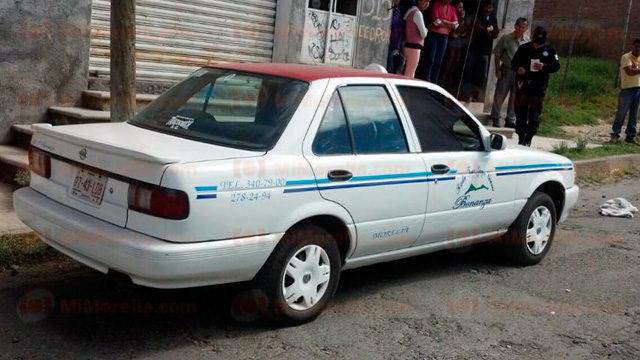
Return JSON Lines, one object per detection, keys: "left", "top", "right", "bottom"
{"left": 503, "top": 191, "right": 557, "bottom": 265}
{"left": 254, "top": 224, "right": 341, "bottom": 325}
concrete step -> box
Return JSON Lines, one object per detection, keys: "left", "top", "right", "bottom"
{"left": 83, "top": 90, "right": 158, "bottom": 111}
{"left": 88, "top": 76, "right": 176, "bottom": 95}
{"left": 0, "top": 145, "right": 29, "bottom": 182}
{"left": 474, "top": 113, "right": 491, "bottom": 125}
{"left": 49, "top": 106, "right": 111, "bottom": 125}
{"left": 0, "top": 181, "right": 29, "bottom": 235}
{"left": 464, "top": 102, "right": 486, "bottom": 115}
{"left": 11, "top": 124, "right": 35, "bottom": 150}
{"left": 485, "top": 126, "right": 515, "bottom": 139}
{"left": 470, "top": 112, "right": 514, "bottom": 139}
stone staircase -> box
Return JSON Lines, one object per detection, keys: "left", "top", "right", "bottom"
{"left": 477, "top": 114, "right": 516, "bottom": 138}
{"left": 464, "top": 101, "right": 515, "bottom": 140}
{"left": 0, "top": 91, "right": 157, "bottom": 180}
{"left": 0, "top": 125, "right": 32, "bottom": 182}
{"left": 49, "top": 90, "right": 157, "bottom": 125}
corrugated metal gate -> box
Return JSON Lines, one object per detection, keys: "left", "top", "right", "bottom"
{"left": 89, "top": 0, "right": 277, "bottom": 83}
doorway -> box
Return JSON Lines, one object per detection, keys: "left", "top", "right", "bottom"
{"left": 302, "top": 0, "right": 360, "bottom": 66}
{"left": 450, "top": 0, "right": 503, "bottom": 101}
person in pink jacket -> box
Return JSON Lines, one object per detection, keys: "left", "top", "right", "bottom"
{"left": 422, "top": 0, "right": 458, "bottom": 83}
{"left": 403, "top": 0, "right": 430, "bottom": 78}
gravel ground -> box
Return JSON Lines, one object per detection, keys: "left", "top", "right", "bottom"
{"left": 1, "top": 179, "right": 639, "bottom": 359}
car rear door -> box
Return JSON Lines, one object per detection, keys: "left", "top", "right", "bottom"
{"left": 302, "top": 78, "right": 428, "bottom": 258}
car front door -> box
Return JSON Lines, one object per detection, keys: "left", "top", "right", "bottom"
{"left": 392, "top": 83, "right": 517, "bottom": 246}
{"left": 302, "top": 79, "right": 428, "bottom": 258}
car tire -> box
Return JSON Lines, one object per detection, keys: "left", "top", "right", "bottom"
{"left": 253, "top": 224, "right": 341, "bottom": 325}
{"left": 503, "top": 191, "right": 557, "bottom": 266}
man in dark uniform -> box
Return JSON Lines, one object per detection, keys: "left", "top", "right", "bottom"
{"left": 511, "top": 26, "right": 560, "bottom": 146}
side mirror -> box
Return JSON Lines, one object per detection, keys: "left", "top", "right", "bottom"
{"left": 490, "top": 133, "right": 508, "bottom": 151}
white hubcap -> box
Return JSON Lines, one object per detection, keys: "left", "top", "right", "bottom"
{"left": 282, "top": 245, "right": 331, "bottom": 311}
{"left": 526, "top": 206, "right": 553, "bottom": 255}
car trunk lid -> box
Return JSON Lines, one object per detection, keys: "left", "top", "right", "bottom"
{"left": 29, "top": 123, "right": 262, "bottom": 227}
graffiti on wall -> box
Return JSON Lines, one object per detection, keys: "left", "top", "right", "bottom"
{"left": 302, "top": 9, "right": 328, "bottom": 64}
{"left": 360, "top": 0, "right": 393, "bottom": 22}
{"left": 327, "top": 14, "right": 355, "bottom": 65}
{"left": 301, "top": 8, "right": 356, "bottom": 66}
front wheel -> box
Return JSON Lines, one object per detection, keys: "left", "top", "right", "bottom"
{"left": 254, "top": 224, "right": 341, "bottom": 325}
{"left": 503, "top": 191, "right": 557, "bottom": 265}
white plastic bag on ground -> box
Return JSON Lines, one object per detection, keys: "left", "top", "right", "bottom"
{"left": 599, "top": 198, "right": 639, "bottom": 218}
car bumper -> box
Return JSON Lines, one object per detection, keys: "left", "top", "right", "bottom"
{"left": 13, "top": 187, "right": 282, "bottom": 289}
{"left": 559, "top": 185, "right": 579, "bottom": 223}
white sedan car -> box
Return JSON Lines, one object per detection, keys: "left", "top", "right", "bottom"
{"left": 14, "top": 63, "right": 579, "bottom": 325}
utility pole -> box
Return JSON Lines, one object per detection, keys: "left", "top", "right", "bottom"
{"left": 561, "top": 4, "right": 583, "bottom": 94}
{"left": 110, "top": 0, "right": 136, "bottom": 122}
{"left": 614, "top": 0, "right": 633, "bottom": 87}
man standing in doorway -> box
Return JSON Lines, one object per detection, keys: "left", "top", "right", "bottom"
{"left": 511, "top": 26, "right": 560, "bottom": 146}
{"left": 462, "top": 0, "right": 498, "bottom": 102}
{"left": 387, "top": 0, "right": 405, "bottom": 74}
{"left": 610, "top": 38, "right": 640, "bottom": 145}
{"left": 490, "top": 17, "right": 530, "bottom": 128}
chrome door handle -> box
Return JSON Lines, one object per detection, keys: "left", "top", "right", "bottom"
{"left": 431, "top": 164, "right": 450, "bottom": 175}
{"left": 327, "top": 170, "right": 353, "bottom": 182}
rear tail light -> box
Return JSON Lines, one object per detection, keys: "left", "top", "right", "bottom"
{"left": 28, "top": 146, "right": 51, "bottom": 179}
{"left": 128, "top": 181, "right": 189, "bottom": 220}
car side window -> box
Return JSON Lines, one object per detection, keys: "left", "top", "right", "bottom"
{"left": 397, "top": 86, "right": 484, "bottom": 152}
{"left": 338, "top": 86, "right": 408, "bottom": 154}
{"left": 313, "top": 92, "right": 353, "bottom": 155}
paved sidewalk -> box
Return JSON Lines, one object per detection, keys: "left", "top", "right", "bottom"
{"left": 470, "top": 108, "right": 602, "bottom": 152}
{"left": 0, "top": 182, "right": 28, "bottom": 235}
{"left": 507, "top": 135, "right": 602, "bottom": 152}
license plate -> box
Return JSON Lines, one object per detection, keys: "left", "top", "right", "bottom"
{"left": 70, "top": 168, "right": 108, "bottom": 206}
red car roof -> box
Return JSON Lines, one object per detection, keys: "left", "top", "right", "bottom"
{"left": 209, "top": 63, "right": 409, "bottom": 82}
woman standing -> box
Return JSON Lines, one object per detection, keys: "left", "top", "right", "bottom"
{"left": 439, "top": 1, "right": 470, "bottom": 91}
{"left": 423, "top": 0, "right": 458, "bottom": 83}
{"left": 403, "top": 0, "right": 430, "bottom": 78}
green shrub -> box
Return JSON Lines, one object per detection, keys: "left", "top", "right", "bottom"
{"left": 14, "top": 169, "right": 31, "bottom": 188}
{"left": 539, "top": 57, "right": 619, "bottom": 137}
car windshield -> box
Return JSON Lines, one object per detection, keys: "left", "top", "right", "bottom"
{"left": 129, "top": 68, "right": 310, "bottom": 151}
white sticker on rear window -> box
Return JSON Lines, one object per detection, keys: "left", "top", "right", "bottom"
{"left": 166, "top": 115, "right": 195, "bottom": 130}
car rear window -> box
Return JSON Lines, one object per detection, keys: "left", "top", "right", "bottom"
{"left": 130, "top": 68, "right": 310, "bottom": 151}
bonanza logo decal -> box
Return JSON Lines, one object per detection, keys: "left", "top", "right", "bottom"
{"left": 453, "top": 170, "right": 495, "bottom": 210}
{"left": 464, "top": 183, "right": 490, "bottom": 195}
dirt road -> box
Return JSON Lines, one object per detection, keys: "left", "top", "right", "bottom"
{"left": 1, "top": 179, "right": 639, "bottom": 359}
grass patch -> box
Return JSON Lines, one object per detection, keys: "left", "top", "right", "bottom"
{"left": 552, "top": 142, "right": 640, "bottom": 160}
{"left": 538, "top": 57, "right": 619, "bottom": 137}
{"left": 577, "top": 167, "right": 640, "bottom": 186}
{"left": 0, "top": 232, "right": 66, "bottom": 269}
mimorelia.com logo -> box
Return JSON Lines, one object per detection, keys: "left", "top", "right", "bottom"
{"left": 17, "top": 289, "right": 55, "bottom": 323}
